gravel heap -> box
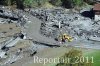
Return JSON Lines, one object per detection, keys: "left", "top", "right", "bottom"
{"left": 30, "top": 8, "right": 100, "bottom": 41}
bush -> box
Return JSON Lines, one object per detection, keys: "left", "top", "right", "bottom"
{"left": 73, "top": 0, "right": 84, "bottom": 6}
{"left": 49, "top": 0, "right": 62, "bottom": 6}
{"left": 23, "top": 0, "right": 33, "bottom": 7}
{"left": 61, "top": 0, "right": 74, "bottom": 8}
{"left": 61, "top": 0, "right": 84, "bottom": 8}
{"left": 23, "top": 0, "right": 48, "bottom": 8}
{"left": 0, "top": 0, "right": 90, "bottom": 9}
{"left": 84, "top": 0, "right": 94, "bottom": 5}
{"left": 56, "top": 49, "right": 92, "bottom": 66}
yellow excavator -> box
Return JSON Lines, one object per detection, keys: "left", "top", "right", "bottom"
{"left": 58, "top": 33, "right": 73, "bottom": 42}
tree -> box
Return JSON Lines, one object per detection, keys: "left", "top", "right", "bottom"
{"left": 0, "top": 0, "right": 11, "bottom": 6}
{"left": 0, "top": 0, "right": 5, "bottom": 5}
{"left": 23, "top": 0, "right": 33, "bottom": 7}
{"left": 61, "top": 0, "right": 84, "bottom": 8}
{"left": 23, "top": 0, "right": 48, "bottom": 8}
{"left": 61, "top": 0, "right": 74, "bottom": 8}
{"left": 83, "top": 0, "right": 94, "bottom": 5}
{"left": 73, "top": 0, "right": 84, "bottom": 6}
{"left": 15, "top": 0, "right": 24, "bottom": 9}
{"left": 6, "top": 0, "right": 11, "bottom": 6}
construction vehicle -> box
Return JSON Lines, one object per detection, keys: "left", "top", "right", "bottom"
{"left": 58, "top": 33, "right": 73, "bottom": 42}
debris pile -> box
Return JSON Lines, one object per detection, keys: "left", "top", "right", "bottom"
{"left": 0, "top": 6, "right": 100, "bottom": 66}
{"left": 30, "top": 8, "right": 100, "bottom": 41}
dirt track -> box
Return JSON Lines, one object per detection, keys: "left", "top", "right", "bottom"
{"left": 24, "top": 12, "right": 58, "bottom": 46}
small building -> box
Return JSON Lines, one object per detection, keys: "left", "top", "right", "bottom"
{"left": 93, "top": 3, "right": 100, "bottom": 21}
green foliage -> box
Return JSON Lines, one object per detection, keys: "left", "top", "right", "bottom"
{"left": 0, "top": 0, "right": 88, "bottom": 9}
{"left": 61, "top": 0, "right": 84, "bottom": 8}
{"left": 56, "top": 49, "right": 92, "bottom": 66}
{"left": 50, "top": 0, "right": 62, "bottom": 6}
{"left": 0, "top": 0, "right": 18, "bottom": 6}
{"left": 6, "top": 0, "right": 11, "bottom": 5}
{"left": 73, "top": 0, "right": 84, "bottom": 6}
{"left": 61, "top": 0, "right": 73, "bottom": 8}
{"left": 23, "top": 0, "right": 33, "bottom": 7}
{"left": 84, "top": 0, "right": 94, "bottom": 5}
{"left": 23, "top": 0, "right": 48, "bottom": 7}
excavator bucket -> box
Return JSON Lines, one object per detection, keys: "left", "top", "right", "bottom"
{"left": 58, "top": 33, "right": 73, "bottom": 42}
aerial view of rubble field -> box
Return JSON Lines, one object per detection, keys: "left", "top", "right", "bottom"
{"left": 0, "top": 0, "right": 100, "bottom": 66}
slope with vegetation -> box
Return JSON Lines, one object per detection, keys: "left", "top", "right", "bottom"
{"left": 0, "top": 0, "right": 95, "bottom": 9}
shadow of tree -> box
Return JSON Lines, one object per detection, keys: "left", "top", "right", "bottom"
{"left": 81, "top": 9, "right": 95, "bottom": 19}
